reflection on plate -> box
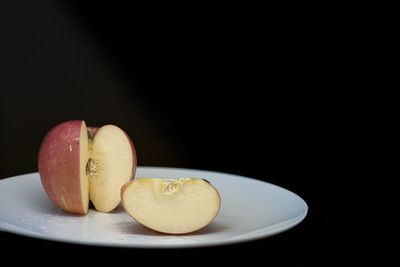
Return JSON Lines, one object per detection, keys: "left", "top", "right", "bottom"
{"left": 0, "top": 167, "right": 307, "bottom": 248}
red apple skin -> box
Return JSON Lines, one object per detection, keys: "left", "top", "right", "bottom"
{"left": 38, "top": 120, "right": 87, "bottom": 214}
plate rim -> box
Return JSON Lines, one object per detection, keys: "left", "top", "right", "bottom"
{"left": 0, "top": 166, "right": 308, "bottom": 248}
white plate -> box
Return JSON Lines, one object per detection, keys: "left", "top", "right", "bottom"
{"left": 0, "top": 167, "right": 308, "bottom": 248}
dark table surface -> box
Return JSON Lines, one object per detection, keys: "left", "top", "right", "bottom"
{"left": 0, "top": 2, "right": 397, "bottom": 265}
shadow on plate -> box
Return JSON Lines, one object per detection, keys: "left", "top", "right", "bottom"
{"left": 115, "top": 220, "right": 232, "bottom": 237}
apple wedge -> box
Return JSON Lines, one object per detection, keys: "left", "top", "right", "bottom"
{"left": 87, "top": 124, "right": 136, "bottom": 212}
{"left": 38, "top": 120, "right": 136, "bottom": 214}
{"left": 121, "top": 178, "right": 221, "bottom": 234}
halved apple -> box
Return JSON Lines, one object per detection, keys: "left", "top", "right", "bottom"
{"left": 121, "top": 178, "right": 221, "bottom": 234}
{"left": 38, "top": 120, "right": 136, "bottom": 214}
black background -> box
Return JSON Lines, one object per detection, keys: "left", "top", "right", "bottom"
{"left": 0, "top": 1, "right": 397, "bottom": 265}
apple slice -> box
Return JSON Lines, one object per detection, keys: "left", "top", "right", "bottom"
{"left": 121, "top": 178, "right": 221, "bottom": 234}
{"left": 87, "top": 125, "right": 136, "bottom": 212}
{"left": 38, "top": 120, "right": 136, "bottom": 214}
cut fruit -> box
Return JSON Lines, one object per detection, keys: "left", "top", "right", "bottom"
{"left": 38, "top": 120, "right": 89, "bottom": 214}
{"left": 121, "top": 178, "right": 221, "bottom": 234}
{"left": 38, "top": 120, "right": 136, "bottom": 214}
{"left": 88, "top": 125, "right": 136, "bottom": 212}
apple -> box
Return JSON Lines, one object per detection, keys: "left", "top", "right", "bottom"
{"left": 121, "top": 178, "right": 221, "bottom": 234}
{"left": 38, "top": 120, "right": 136, "bottom": 214}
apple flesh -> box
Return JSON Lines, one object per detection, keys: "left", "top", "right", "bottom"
{"left": 121, "top": 178, "right": 221, "bottom": 234}
{"left": 87, "top": 124, "right": 136, "bottom": 212}
{"left": 38, "top": 120, "right": 136, "bottom": 214}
